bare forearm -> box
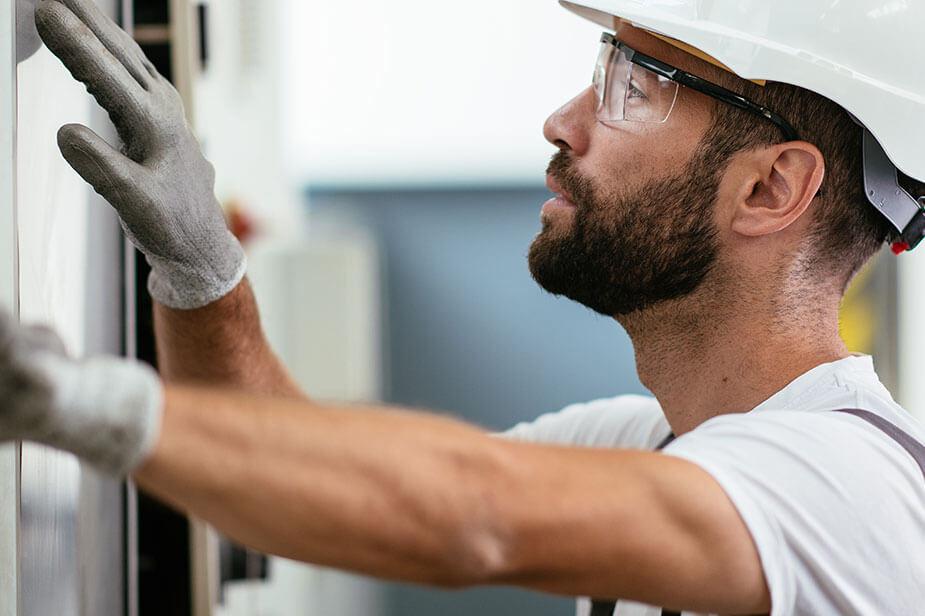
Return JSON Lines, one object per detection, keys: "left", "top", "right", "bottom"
{"left": 132, "top": 385, "right": 510, "bottom": 587}
{"left": 154, "top": 280, "right": 303, "bottom": 397}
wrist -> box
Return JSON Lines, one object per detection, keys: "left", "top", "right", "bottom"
{"left": 152, "top": 278, "right": 277, "bottom": 386}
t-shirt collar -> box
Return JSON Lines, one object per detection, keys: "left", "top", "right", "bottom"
{"left": 750, "top": 354, "right": 880, "bottom": 413}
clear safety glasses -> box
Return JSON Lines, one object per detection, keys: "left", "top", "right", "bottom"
{"left": 593, "top": 33, "right": 800, "bottom": 142}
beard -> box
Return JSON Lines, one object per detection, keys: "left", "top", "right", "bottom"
{"left": 528, "top": 143, "right": 726, "bottom": 317}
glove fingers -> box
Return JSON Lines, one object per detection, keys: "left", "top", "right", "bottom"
{"left": 36, "top": 0, "right": 153, "bottom": 89}
{"left": 57, "top": 123, "right": 146, "bottom": 212}
{"left": 34, "top": 1, "right": 149, "bottom": 134}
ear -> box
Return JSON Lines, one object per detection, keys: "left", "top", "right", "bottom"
{"left": 728, "top": 142, "right": 825, "bottom": 238}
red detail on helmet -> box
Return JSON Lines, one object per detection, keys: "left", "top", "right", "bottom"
{"left": 891, "top": 241, "right": 910, "bottom": 255}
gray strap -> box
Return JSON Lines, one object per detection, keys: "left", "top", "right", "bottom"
{"left": 831, "top": 408, "right": 925, "bottom": 482}
{"left": 655, "top": 432, "right": 676, "bottom": 450}
{"left": 861, "top": 129, "right": 925, "bottom": 254}
{"left": 589, "top": 600, "right": 616, "bottom": 616}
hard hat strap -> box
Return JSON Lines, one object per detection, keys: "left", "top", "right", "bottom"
{"left": 861, "top": 129, "right": 925, "bottom": 253}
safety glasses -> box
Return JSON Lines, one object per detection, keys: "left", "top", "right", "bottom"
{"left": 594, "top": 33, "right": 800, "bottom": 142}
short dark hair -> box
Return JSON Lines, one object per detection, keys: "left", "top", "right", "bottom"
{"left": 700, "top": 78, "right": 923, "bottom": 291}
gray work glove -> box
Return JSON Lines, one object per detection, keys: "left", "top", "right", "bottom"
{"left": 0, "top": 307, "right": 163, "bottom": 476}
{"left": 34, "top": 0, "right": 246, "bottom": 309}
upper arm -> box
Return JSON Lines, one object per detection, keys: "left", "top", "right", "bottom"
{"left": 483, "top": 443, "right": 770, "bottom": 614}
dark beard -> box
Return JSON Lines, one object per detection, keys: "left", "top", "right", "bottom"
{"left": 528, "top": 144, "right": 724, "bottom": 317}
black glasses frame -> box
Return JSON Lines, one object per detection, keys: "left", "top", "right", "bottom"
{"left": 601, "top": 33, "right": 800, "bottom": 142}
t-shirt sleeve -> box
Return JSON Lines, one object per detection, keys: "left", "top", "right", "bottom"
{"left": 501, "top": 394, "right": 669, "bottom": 449}
{"left": 662, "top": 410, "right": 925, "bottom": 616}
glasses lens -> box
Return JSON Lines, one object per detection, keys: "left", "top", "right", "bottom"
{"left": 594, "top": 41, "right": 629, "bottom": 122}
{"left": 594, "top": 37, "right": 680, "bottom": 125}
{"left": 592, "top": 45, "right": 609, "bottom": 108}
{"left": 623, "top": 64, "right": 679, "bottom": 123}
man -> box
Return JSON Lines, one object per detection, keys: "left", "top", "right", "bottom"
{"left": 3, "top": 0, "right": 924, "bottom": 614}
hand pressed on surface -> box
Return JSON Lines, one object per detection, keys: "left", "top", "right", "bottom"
{"left": 0, "top": 307, "right": 163, "bottom": 475}
{"left": 34, "top": 0, "right": 245, "bottom": 309}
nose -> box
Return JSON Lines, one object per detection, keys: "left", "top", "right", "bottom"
{"left": 543, "top": 86, "right": 596, "bottom": 156}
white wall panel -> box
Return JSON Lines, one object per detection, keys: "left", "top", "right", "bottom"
{"left": 16, "top": 43, "right": 90, "bottom": 349}
{"left": 1, "top": 0, "right": 19, "bottom": 613}
{"left": 15, "top": 26, "right": 89, "bottom": 616}
{"left": 195, "top": 0, "right": 306, "bottom": 240}
{"left": 14, "top": 1, "right": 128, "bottom": 614}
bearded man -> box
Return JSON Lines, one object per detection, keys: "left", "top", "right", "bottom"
{"left": 3, "top": 1, "right": 924, "bottom": 614}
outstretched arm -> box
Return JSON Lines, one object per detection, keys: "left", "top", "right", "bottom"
{"left": 0, "top": 307, "right": 769, "bottom": 614}
{"left": 134, "top": 384, "right": 770, "bottom": 614}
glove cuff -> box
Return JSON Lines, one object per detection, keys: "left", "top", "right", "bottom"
{"left": 37, "top": 355, "right": 164, "bottom": 476}
{"left": 146, "top": 230, "right": 248, "bottom": 309}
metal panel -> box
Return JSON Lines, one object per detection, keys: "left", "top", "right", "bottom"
{"left": 1, "top": 0, "right": 20, "bottom": 612}
{"left": 14, "top": 0, "right": 127, "bottom": 614}
{"left": 78, "top": 3, "right": 130, "bottom": 609}
{"left": 0, "top": 442, "right": 19, "bottom": 616}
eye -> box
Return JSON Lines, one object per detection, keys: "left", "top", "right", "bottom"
{"left": 627, "top": 79, "right": 648, "bottom": 100}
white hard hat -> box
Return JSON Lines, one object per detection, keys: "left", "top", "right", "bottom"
{"left": 561, "top": 0, "right": 924, "bottom": 182}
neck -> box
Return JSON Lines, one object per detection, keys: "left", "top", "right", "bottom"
{"left": 618, "top": 274, "right": 850, "bottom": 435}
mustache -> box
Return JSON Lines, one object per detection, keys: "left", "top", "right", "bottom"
{"left": 546, "top": 150, "right": 595, "bottom": 209}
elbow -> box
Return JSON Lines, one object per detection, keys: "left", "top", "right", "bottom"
{"left": 430, "top": 524, "right": 514, "bottom": 590}
{"left": 414, "top": 437, "right": 527, "bottom": 590}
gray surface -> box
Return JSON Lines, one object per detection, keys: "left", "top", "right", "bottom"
{"left": 1, "top": 3, "right": 19, "bottom": 613}
{"left": 16, "top": 0, "right": 127, "bottom": 614}
{"left": 0, "top": 443, "right": 18, "bottom": 616}
{"left": 311, "top": 186, "right": 647, "bottom": 616}
{"left": 77, "top": 89, "right": 129, "bottom": 616}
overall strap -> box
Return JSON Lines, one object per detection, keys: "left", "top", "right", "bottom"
{"left": 831, "top": 408, "right": 925, "bottom": 481}
{"left": 590, "top": 605, "right": 678, "bottom": 616}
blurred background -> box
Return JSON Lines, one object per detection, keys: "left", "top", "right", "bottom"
{"left": 2, "top": 0, "right": 921, "bottom": 615}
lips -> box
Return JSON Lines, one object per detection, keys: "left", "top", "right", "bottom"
{"left": 546, "top": 175, "right": 574, "bottom": 204}
{"left": 541, "top": 174, "right": 577, "bottom": 216}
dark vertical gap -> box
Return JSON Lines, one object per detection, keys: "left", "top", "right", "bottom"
{"left": 131, "top": 2, "right": 192, "bottom": 614}
{"left": 197, "top": 4, "right": 209, "bottom": 71}
{"left": 136, "top": 252, "right": 191, "bottom": 616}
{"left": 133, "top": 1, "right": 169, "bottom": 24}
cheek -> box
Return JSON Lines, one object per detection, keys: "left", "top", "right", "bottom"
{"left": 666, "top": 90, "right": 715, "bottom": 148}
{"left": 582, "top": 127, "right": 651, "bottom": 191}
{"left": 582, "top": 112, "right": 707, "bottom": 194}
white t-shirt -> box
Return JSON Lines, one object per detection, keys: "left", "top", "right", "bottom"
{"left": 503, "top": 356, "right": 925, "bottom": 616}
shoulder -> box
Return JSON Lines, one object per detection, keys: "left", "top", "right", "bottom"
{"left": 668, "top": 405, "right": 924, "bottom": 487}
{"left": 665, "top": 407, "right": 925, "bottom": 507}
{"left": 663, "top": 407, "right": 925, "bottom": 614}
{"left": 501, "top": 394, "right": 669, "bottom": 449}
